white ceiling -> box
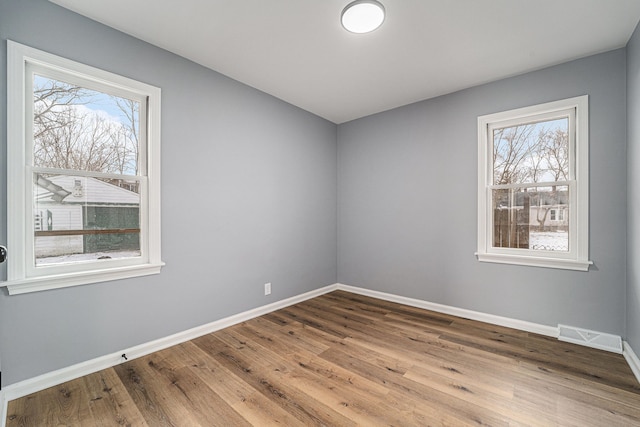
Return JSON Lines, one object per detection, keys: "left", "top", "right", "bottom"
{"left": 50, "top": 0, "right": 640, "bottom": 124}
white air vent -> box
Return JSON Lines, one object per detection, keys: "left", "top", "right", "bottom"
{"left": 558, "top": 324, "right": 623, "bottom": 354}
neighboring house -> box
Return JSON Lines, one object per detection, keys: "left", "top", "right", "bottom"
{"left": 529, "top": 205, "right": 569, "bottom": 230}
{"left": 494, "top": 189, "right": 569, "bottom": 230}
{"left": 494, "top": 189, "right": 568, "bottom": 249}
{"left": 528, "top": 189, "right": 569, "bottom": 231}
{"left": 34, "top": 175, "right": 140, "bottom": 258}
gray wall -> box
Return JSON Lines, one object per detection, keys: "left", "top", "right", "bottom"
{"left": 627, "top": 23, "right": 640, "bottom": 352}
{"left": 338, "top": 49, "right": 628, "bottom": 335}
{"left": 0, "top": 0, "right": 636, "bottom": 390}
{"left": 0, "top": 0, "right": 337, "bottom": 386}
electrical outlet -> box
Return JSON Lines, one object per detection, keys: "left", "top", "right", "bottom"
{"left": 264, "top": 282, "right": 272, "bottom": 295}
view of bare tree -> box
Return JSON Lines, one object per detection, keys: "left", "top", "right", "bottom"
{"left": 33, "top": 75, "right": 139, "bottom": 176}
{"left": 493, "top": 120, "right": 569, "bottom": 186}
{"left": 492, "top": 124, "right": 538, "bottom": 185}
{"left": 492, "top": 119, "right": 569, "bottom": 249}
{"left": 31, "top": 76, "right": 144, "bottom": 264}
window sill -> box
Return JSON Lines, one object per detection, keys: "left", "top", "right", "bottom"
{"left": 476, "top": 252, "right": 592, "bottom": 271}
{"left": 3, "top": 262, "right": 165, "bottom": 295}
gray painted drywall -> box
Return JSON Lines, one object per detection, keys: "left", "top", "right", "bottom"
{"left": 0, "top": 0, "right": 337, "bottom": 386}
{"left": 0, "top": 0, "right": 635, "bottom": 391}
{"left": 338, "top": 49, "right": 628, "bottom": 336}
{"left": 627, "top": 22, "right": 640, "bottom": 352}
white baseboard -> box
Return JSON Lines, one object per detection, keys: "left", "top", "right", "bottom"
{"left": 1, "top": 390, "right": 7, "bottom": 427}
{"left": 336, "top": 284, "right": 639, "bottom": 378}
{"left": 336, "top": 283, "right": 559, "bottom": 337}
{"left": 3, "top": 281, "right": 637, "bottom": 419}
{"left": 2, "top": 283, "right": 339, "bottom": 403}
{"left": 623, "top": 341, "right": 640, "bottom": 384}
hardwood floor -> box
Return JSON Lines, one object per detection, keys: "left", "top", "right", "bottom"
{"left": 6, "top": 290, "right": 640, "bottom": 426}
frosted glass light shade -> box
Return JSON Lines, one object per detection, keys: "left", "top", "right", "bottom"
{"left": 341, "top": 0, "right": 385, "bottom": 34}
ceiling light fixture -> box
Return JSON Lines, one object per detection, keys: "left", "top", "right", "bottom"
{"left": 341, "top": 0, "right": 385, "bottom": 34}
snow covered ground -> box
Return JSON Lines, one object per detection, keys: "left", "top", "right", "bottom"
{"left": 530, "top": 231, "right": 568, "bottom": 251}
{"left": 36, "top": 250, "right": 141, "bottom": 265}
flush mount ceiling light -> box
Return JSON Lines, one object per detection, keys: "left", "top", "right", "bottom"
{"left": 341, "top": 0, "right": 385, "bottom": 34}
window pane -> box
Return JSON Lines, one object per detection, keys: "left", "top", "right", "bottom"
{"left": 492, "top": 186, "right": 569, "bottom": 252}
{"left": 33, "top": 75, "right": 140, "bottom": 175}
{"left": 493, "top": 118, "right": 569, "bottom": 185}
{"left": 34, "top": 173, "right": 141, "bottom": 266}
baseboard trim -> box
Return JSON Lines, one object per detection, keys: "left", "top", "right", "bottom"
{"left": 623, "top": 341, "right": 640, "bottom": 384}
{"left": 336, "top": 283, "right": 559, "bottom": 337}
{"left": 3, "top": 282, "right": 636, "bottom": 414}
{"left": 1, "top": 390, "right": 7, "bottom": 427}
{"left": 2, "top": 283, "right": 339, "bottom": 403}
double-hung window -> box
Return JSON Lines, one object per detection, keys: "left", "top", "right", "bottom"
{"left": 477, "top": 96, "right": 591, "bottom": 271}
{"left": 5, "top": 41, "right": 163, "bottom": 294}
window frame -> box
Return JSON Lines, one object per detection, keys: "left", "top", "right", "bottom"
{"left": 5, "top": 40, "right": 163, "bottom": 294}
{"left": 476, "top": 96, "right": 591, "bottom": 271}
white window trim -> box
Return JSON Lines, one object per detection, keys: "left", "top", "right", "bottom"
{"left": 5, "top": 40, "right": 164, "bottom": 295}
{"left": 476, "top": 96, "right": 591, "bottom": 271}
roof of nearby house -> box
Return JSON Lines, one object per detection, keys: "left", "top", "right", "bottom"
{"left": 494, "top": 189, "right": 569, "bottom": 208}
{"left": 35, "top": 175, "right": 139, "bottom": 206}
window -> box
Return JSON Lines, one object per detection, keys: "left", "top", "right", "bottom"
{"left": 477, "top": 96, "right": 591, "bottom": 271}
{"left": 5, "top": 41, "right": 163, "bottom": 294}
{"left": 549, "top": 209, "right": 565, "bottom": 222}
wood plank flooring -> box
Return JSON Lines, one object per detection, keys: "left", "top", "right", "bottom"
{"left": 6, "top": 290, "right": 640, "bottom": 426}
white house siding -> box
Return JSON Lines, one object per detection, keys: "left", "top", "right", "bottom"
{"left": 35, "top": 204, "right": 83, "bottom": 257}
{"left": 529, "top": 205, "right": 569, "bottom": 230}
{"left": 35, "top": 235, "right": 83, "bottom": 257}
{"left": 34, "top": 175, "right": 140, "bottom": 258}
